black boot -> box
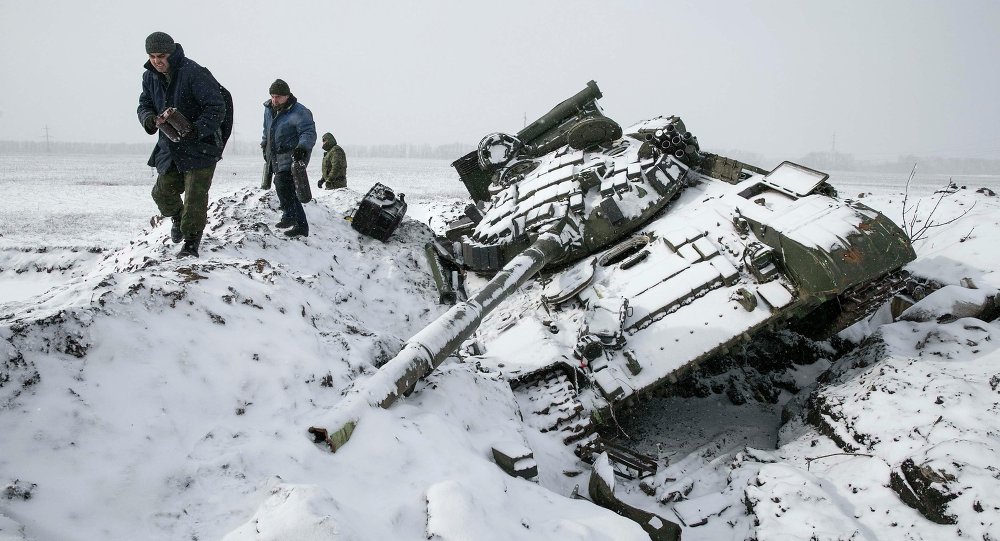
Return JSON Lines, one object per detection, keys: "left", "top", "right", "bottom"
{"left": 275, "top": 217, "right": 295, "bottom": 229}
{"left": 284, "top": 225, "right": 309, "bottom": 238}
{"left": 170, "top": 215, "right": 183, "bottom": 243}
{"left": 178, "top": 232, "right": 202, "bottom": 258}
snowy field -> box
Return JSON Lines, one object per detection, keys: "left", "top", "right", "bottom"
{"left": 2, "top": 154, "right": 998, "bottom": 252}
{"left": 0, "top": 153, "right": 467, "bottom": 250}
{"left": 2, "top": 153, "right": 996, "bottom": 304}
{"left": 1, "top": 153, "right": 999, "bottom": 541}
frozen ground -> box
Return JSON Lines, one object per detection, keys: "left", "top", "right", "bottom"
{"left": 1, "top": 153, "right": 999, "bottom": 540}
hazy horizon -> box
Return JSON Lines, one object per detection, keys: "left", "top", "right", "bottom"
{"left": 2, "top": 0, "right": 998, "bottom": 161}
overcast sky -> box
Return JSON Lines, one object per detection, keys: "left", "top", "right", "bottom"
{"left": 1, "top": 0, "right": 998, "bottom": 161}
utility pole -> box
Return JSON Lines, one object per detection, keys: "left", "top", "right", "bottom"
{"left": 43, "top": 125, "right": 53, "bottom": 153}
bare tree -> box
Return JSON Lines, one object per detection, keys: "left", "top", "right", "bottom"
{"left": 901, "top": 163, "right": 976, "bottom": 242}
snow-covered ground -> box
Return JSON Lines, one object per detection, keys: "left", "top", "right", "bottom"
{"left": 1, "top": 153, "right": 998, "bottom": 540}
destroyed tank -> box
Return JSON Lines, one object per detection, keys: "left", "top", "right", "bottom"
{"left": 310, "top": 81, "right": 916, "bottom": 455}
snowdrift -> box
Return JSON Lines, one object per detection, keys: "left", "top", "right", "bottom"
{"left": 0, "top": 188, "right": 645, "bottom": 540}
{"left": 2, "top": 185, "right": 999, "bottom": 541}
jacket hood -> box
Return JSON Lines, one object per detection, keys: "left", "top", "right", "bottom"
{"left": 322, "top": 132, "right": 337, "bottom": 149}
{"left": 143, "top": 42, "right": 186, "bottom": 74}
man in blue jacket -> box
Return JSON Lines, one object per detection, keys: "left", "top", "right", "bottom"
{"left": 137, "top": 31, "right": 226, "bottom": 258}
{"left": 261, "top": 79, "right": 316, "bottom": 238}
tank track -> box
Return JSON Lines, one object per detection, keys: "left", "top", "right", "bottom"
{"left": 511, "top": 367, "right": 598, "bottom": 448}
{"left": 810, "top": 269, "right": 911, "bottom": 337}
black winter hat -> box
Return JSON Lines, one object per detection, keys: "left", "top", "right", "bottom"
{"left": 145, "top": 32, "right": 175, "bottom": 54}
{"left": 269, "top": 79, "right": 291, "bottom": 96}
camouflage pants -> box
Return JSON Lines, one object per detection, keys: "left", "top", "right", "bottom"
{"left": 151, "top": 164, "right": 216, "bottom": 236}
{"left": 325, "top": 176, "right": 347, "bottom": 189}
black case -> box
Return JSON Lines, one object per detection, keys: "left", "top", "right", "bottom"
{"left": 351, "top": 183, "right": 407, "bottom": 241}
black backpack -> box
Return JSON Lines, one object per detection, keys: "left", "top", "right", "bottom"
{"left": 219, "top": 84, "right": 234, "bottom": 148}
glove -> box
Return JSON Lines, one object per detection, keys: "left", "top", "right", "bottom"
{"left": 292, "top": 147, "right": 307, "bottom": 162}
{"left": 317, "top": 179, "right": 324, "bottom": 188}
{"left": 142, "top": 115, "right": 156, "bottom": 133}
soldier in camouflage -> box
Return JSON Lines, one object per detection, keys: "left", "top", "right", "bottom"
{"left": 319, "top": 132, "right": 347, "bottom": 190}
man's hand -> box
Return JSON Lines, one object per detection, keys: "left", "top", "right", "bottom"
{"left": 142, "top": 115, "right": 156, "bottom": 133}
{"left": 292, "top": 147, "right": 307, "bottom": 162}
{"left": 317, "top": 179, "right": 324, "bottom": 188}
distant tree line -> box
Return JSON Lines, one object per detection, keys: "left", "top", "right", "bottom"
{"left": 0, "top": 140, "right": 150, "bottom": 154}
{"left": 3, "top": 140, "right": 1000, "bottom": 174}
{"left": 0, "top": 140, "right": 474, "bottom": 161}
{"left": 798, "top": 151, "right": 1000, "bottom": 175}
{"left": 224, "top": 140, "right": 473, "bottom": 159}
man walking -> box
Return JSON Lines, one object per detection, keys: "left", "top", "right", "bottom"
{"left": 137, "top": 31, "right": 226, "bottom": 258}
{"left": 320, "top": 132, "right": 347, "bottom": 189}
{"left": 261, "top": 79, "right": 316, "bottom": 238}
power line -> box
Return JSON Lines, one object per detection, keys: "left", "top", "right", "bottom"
{"left": 42, "top": 125, "right": 53, "bottom": 153}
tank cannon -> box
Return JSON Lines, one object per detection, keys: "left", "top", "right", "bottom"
{"left": 309, "top": 225, "right": 569, "bottom": 451}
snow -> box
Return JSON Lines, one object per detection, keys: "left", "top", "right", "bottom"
{"left": 2, "top": 152, "right": 1000, "bottom": 541}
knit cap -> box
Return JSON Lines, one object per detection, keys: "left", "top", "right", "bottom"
{"left": 145, "top": 32, "right": 175, "bottom": 54}
{"left": 269, "top": 79, "right": 291, "bottom": 96}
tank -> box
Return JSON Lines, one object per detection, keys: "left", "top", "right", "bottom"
{"left": 309, "top": 81, "right": 916, "bottom": 454}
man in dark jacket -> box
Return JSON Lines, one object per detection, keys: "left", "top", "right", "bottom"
{"left": 261, "top": 79, "right": 316, "bottom": 238}
{"left": 137, "top": 31, "right": 226, "bottom": 258}
{"left": 319, "top": 132, "right": 347, "bottom": 189}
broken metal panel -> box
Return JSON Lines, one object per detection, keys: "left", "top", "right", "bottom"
{"left": 587, "top": 452, "right": 681, "bottom": 540}
{"left": 763, "top": 160, "right": 830, "bottom": 197}
{"left": 577, "top": 437, "right": 658, "bottom": 479}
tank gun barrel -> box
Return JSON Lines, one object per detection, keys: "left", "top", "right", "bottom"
{"left": 309, "top": 223, "right": 569, "bottom": 452}
{"left": 516, "top": 80, "right": 602, "bottom": 145}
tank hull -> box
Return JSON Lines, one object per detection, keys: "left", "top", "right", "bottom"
{"left": 311, "top": 81, "right": 916, "bottom": 454}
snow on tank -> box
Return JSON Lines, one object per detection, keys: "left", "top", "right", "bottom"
{"left": 311, "top": 81, "right": 916, "bottom": 466}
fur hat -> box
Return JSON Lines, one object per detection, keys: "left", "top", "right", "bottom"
{"left": 145, "top": 32, "right": 175, "bottom": 54}
{"left": 269, "top": 79, "right": 291, "bottom": 96}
